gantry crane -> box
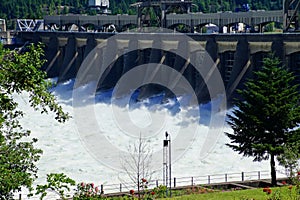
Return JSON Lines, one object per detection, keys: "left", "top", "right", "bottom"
{"left": 284, "top": 0, "right": 300, "bottom": 31}
{"left": 132, "top": 0, "right": 192, "bottom": 28}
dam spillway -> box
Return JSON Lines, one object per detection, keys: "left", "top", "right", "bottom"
{"left": 17, "top": 31, "right": 300, "bottom": 103}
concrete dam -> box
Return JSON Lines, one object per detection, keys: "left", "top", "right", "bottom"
{"left": 17, "top": 31, "right": 300, "bottom": 103}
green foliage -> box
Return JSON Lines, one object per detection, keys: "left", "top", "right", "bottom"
{"left": 35, "top": 173, "right": 76, "bottom": 200}
{"left": 152, "top": 185, "right": 167, "bottom": 198}
{"left": 264, "top": 22, "right": 275, "bottom": 32}
{"left": 226, "top": 55, "right": 300, "bottom": 160}
{"left": 163, "top": 186, "right": 299, "bottom": 200}
{"left": 263, "top": 184, "right": 300, "bottom": 200}
{"left": 277, "top": 141, "right": 300, "bottom": 178}
{"left": 0, "top": 43, "right": 69, "bottom": 198}
{"left": 291, "top": 172, "right": 300, "bottom": 198}
{"left": 226, "top": 55, "right": 300, "bottom": 185}
{"left": 0, "top": 0, "right": 284, "bottom": 29}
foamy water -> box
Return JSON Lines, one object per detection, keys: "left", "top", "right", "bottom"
{"left": 15, "top": 79, "right": 283, "bottom": 198}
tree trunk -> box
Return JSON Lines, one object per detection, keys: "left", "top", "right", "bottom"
{"left": 270, "top": 153, "right": 277, "bottom": 186}
{"left": 137, "top": 173, "right": 140, "bottom": 200}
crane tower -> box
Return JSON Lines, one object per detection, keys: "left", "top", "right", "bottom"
{"left": 132, "top": 0, "right": 192, "bottom": 28}
{"left": 283, "top": 0, "right": 300, "bottom": 31}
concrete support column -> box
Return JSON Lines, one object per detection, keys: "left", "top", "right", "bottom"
{"left": 226, "top": 38, "right": 249, "bottom": 101}
{"left": 205, "top": 37, "right": 218, "bottom": 62}
{"left": 98, "top": 37, "right": 119, "bottom": 90}
{"left": 44, "top": 36, "right": 60, "bottom": 77}
{"left": 137, "top": 6, "right": 142, "bottom": 28}
{"left": 123, "top": 39, "right": 138, "bottom": 74}
{"left": 138, "top": 37, "right": 165, "bottom": 100}
{"left": 59, "top": 35, "right": 77, "bottom": 82}
{"left": 272, "top": 39, "right": 284, "bottom": 64}
{"left": 190, "top": 19, "right": 194, "bottom": 33}
{"left": 84, "top": 35, "right": 97, "bottom": 59}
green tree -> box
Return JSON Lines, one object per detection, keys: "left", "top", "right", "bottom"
{"left": 62, "top": 6, "right": 69, "bottom": 15}
{"left": 264, "top": 22, "right": 275, "bottom": 32}
{"left": 226, "top": 56, "right": 300, "bottom": 186}
{"left": 0, "top": 43, "right": 69, "bottom": 198}
{"left": 57, "top": 0, "right": 62, "bottom": 15}
{"left": 277, "top": 139, "right": 300, "bottom": 178}
{"left": 35, "top": 173, "right": 76, "bottom": 200}
{"left": 49, "top": 0, "right": 56, "bottom": 15}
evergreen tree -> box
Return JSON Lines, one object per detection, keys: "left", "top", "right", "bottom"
{"left": 226, "top": 56, "right": 300, "bottom": 186}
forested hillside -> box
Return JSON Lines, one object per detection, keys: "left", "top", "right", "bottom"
{"left": 0, "top": 0, "right": 283, "bottom": 28}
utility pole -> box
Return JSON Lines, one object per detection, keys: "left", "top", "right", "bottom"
{"left": 163, "top": 131, "right": 171, "bottom": 197}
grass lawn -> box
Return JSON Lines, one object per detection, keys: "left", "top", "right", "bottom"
{"left": 162, "top": 186, "right": 298, "bottom": 200}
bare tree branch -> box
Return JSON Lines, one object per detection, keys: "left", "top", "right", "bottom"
{"left": 120, "top": 133, "right": 155, "bottom": 200}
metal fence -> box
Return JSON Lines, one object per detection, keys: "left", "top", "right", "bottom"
{"left": 99, "top": 170, "right": 271, "bottom": 194}
{"left": 17, "top": 170, "right": 280, "bottom": 199}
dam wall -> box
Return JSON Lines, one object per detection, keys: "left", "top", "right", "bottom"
{"left": 17, "top": 31, "right": 300, "bottom": 103}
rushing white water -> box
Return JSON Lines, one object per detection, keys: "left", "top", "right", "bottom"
{"left": 15, "top": 78, "right": 284, "bottom": 198}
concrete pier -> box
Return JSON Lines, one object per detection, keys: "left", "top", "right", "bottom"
{"left": 16, "top": 31, "right": 300, "bottom": 103}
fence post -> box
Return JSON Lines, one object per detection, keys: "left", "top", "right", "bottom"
{"left": 208, "top": 175, "right": 210, "bottom": 184}
{"left": 191, "top": 177, "right": 194, "bottom": 186}
{"left": 225, "top": 174, "right": 228, "bottom": 182}
{"left": 19, "top": 194, "right": 21, "bottom": 200}
{"left": 101, "top": 184, "right": 104, "bottom": 194}
{"left": 241, "top": 172, "right": 244, "bottom": 181}
{"left": 258, "top": 171, "right": 261, "bottom": 180}
{"left": 120, "top": 184, "right": 122, "bottom": 192}
{"left": 174, "top": 177, "right": 176, "bottom": 188}
{"left": 156, "top": 180, "right": 159, "bottom": 187}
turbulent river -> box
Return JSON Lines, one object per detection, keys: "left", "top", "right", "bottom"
{"left": 15, "top": 78, "right": 283, "bottom": 198}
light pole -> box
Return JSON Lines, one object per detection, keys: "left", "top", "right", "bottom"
{"left": 163, "top": 131, "right": 171, "bottom": 197}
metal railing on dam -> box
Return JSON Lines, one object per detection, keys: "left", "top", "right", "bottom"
{"left": 16, "top": 31, "right": 300, "bottom": 103}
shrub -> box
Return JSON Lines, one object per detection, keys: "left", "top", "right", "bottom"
{"left": 34, "top": 173, "right": 76, "bottom": 200}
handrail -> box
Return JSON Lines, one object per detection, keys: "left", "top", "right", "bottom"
{"left": 98, "top": 170, "right": 272, "bottom": 194}
{"left": 17, "top": 170, "right": 287, "bottom": 199}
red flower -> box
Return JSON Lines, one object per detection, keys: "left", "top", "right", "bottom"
{"left": 95, "top": 187, "right": 99, "bottom": 192}
{"left": 297, "top": 171, "right": 300, "bottom": 176}
{"left": 151, "top": 191, "right": 155, "bottom": 195}
{"left": 90, "top": 183, "right": 94, "bottom": 188}
{"left": 263, "top": 187, "right": 272, "bottom": 194}
{"left": 282, "top": 181, "right": 287, "bottom": 185}
{"left": 130, "top": 189, "right": 135, "bottom": 195}
{"left": 81, "top": 182, "right": 85, "bottom": 187}
{"left": 141, "top": 178, "right": 147, "bottom": 183}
